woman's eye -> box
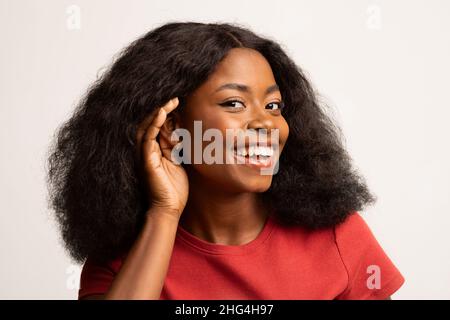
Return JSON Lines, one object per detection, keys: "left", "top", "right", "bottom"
{"left": 266, "top": 101, "right": 285, "bottom": 111}
{"left": 219, "top": 100, "right": 245, "bottom": 109}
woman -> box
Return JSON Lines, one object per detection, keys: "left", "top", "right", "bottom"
{"left": 47, "top": 21, "right": 404, "bottom": 299}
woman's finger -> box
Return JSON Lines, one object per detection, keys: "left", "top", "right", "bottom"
{"left": 161, "top": 97, "right": 179, "bottom": 114}
{"left": 143, "top": 108, "right": 167, "bottom": 142}
{"left": 136, "top": 97, "right": 179, "bottom": 139}
{"left": 135, "top": 97, "right": 179, "bottom": 162}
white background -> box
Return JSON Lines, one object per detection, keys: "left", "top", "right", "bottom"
{"left": 1, "top": 0, "right": 449, "bottom": 299}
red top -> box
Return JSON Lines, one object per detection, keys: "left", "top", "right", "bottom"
{"left": 78, "top": 212, "right": 404, "bottom": 299}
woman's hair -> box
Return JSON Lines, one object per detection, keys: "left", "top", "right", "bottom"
{"left": 47, "top": 21, "right": 376, "bottom": 263}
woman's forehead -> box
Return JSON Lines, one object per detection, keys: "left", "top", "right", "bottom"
{"left": 197, "top": 48, "right": 278, "bottom": 95}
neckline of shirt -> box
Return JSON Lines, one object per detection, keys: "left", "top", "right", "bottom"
{"left": 176, "top": 214, "right": 276, "bottom": 255}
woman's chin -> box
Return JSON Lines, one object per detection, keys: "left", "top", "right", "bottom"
{"left": 236, "top": 175, "right": 273, "bottom": 193}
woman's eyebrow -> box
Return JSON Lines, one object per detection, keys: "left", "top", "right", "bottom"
{"left": 214, "top": 83, "right": 280, "bottom": 95}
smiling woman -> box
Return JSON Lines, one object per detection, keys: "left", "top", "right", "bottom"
{"left": 46, "top": 21, "right": 404, "bottom": 300}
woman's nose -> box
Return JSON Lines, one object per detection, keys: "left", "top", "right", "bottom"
{"left": 247, "top": 105, "right": 276, "bottom": 131}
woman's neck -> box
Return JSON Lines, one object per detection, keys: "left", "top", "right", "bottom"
{"left": 179, "top": 178, "right": 270, "bottom": 245}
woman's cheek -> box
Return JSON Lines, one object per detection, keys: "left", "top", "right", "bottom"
{"left": 278, "top": 117, "right": 290, "bottom": 150}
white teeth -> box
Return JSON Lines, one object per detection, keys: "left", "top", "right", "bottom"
{"left": 236, "top": 147, "right": 247, "bottom": 156}
{"left": 253, "top": 146, "right": 273, "bottom": 156}
{"left": 248, "top": 146, "right": 255, "bottom": 157}
{"left": 259, "top": 146, "right": 274, "bottom": 156}
{"left": 235, "top": 145, "right": 274, "bottom": 157}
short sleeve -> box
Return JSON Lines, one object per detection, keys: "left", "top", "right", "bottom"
{"left": 78, "top": 255, "right": 124, "bottom": 299}
{"left": 333, "top": 212, "right": 405, "bottom": 300}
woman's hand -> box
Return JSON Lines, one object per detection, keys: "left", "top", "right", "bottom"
{"left": 136, "top": 97, "right": 188, "bottom": 219}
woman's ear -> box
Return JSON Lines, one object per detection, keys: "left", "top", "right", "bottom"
{"left": 159, "top": 111, "right": 181, "bottom": 149}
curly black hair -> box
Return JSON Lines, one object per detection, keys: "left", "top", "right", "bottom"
{"left": 46, "top": 21, "right": 376, "bottom": 264}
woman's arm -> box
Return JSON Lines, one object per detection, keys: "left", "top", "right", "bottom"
{"left": 80, "top": 97, "right": 187, "bottom": 300}
{"left": 99, "top": 208, "right": 179, "bottom": 300}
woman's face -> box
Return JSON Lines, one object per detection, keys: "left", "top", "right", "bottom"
{"left": 177, "top": 47, "right": 289, "bottom": 193}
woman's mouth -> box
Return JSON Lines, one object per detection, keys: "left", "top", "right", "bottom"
{"left": 232, "top": 144, "right": 275, "bottom": 169}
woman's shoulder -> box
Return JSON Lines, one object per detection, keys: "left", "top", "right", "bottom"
{"left": 272, "top": 211, "right": 405, "bottom": 299}
{"left": 78, "top": 252, "right": 128, "bottom": 299}
{"left": 82, "top": 252, "right": 126, "bottom": 273}
{"left": 272, "top": 211, "right": 370, "bottom": 238}
{"left": 332, "top": 211, "right": 384, "bottom": 252}
{"left": 269, "top": 211, "right": 384, "bottom": 259}
{"left": 333, "top": 211, "right": 371, "bottom": 235}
